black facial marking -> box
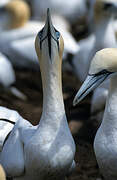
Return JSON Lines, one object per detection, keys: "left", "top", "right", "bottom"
{"left": 88, "top": 69, "right": 113, "bottom": 77}
{"left": 38, "top": 25, "right": 60, "bottom": 61}
{"left": 47, "top": 20, "right": 52, "bottom": 59}
{"left": 0, "top": 118, "right": 15, "bottom": 125}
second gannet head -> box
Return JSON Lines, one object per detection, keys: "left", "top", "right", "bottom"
{"left": 35, "top": 9, "right": 64, "bottom": 70}
{"left": 0, "top": 0, "right": 30, "bottom": 30}
{"left": 94, "top": 0, "right": 117, "bottom": 22}
{"left": 73, "top": 48, "right": 117, "bottom": 105}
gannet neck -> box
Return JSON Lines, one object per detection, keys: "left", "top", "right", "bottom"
{"left": 102, "top": 74, "right": 117, "bottom": 128}
{"left": 40, "top": 55, "right": 65, "bottom": 123}
{"left": 94, "top": 17, "right": 116, "bottom": 48}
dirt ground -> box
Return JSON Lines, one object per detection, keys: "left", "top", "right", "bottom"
{"left": 0, "top": 67, "right": 103, "bottom": 180}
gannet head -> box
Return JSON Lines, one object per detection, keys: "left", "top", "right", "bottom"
{"left": 73, "top": 48, "right": 117, "bottom": 105}
{"left": 0, "top": 0, "right": 30, "bottom": 30}
{"left": 94, "top": 0, "right": 117, "bottom": 22}
{"left": 35, "top": 8, "right": 64, "bottom": 66}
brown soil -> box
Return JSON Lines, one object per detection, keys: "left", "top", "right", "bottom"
{"left": 1, "top": 68, "right": 103, "bottom": 180}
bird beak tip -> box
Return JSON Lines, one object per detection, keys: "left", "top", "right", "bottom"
{"left": 73, "top": 97, "right": 79, "bottom": 106}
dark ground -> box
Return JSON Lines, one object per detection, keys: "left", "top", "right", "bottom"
{"left": 1, "top": 67, "right": 103, "bottom": 180}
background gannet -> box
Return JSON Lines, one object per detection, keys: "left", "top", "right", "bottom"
{"left": 73, "top": 48, "right": 117, "bottom": 180}
{"left": 71, "top": 0, "right": 117, "bottom": 122}
{"left": 0, "top": 0, "right": 30, "bottom": 31}
{"left": 0, "top": 52, "right": 26, "bottom": 100}
{"left": 0, "top": 0, "right": 79, "bottom": 70}
{"left": 0, "top": 9, "right": 76, "bottom": 179}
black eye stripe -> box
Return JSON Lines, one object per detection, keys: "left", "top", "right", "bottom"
{"left": 38, "top": 28, "right": 60, "bottom": 52}
{"left": 88, "top": 69, "right": 113, "bottom": 76}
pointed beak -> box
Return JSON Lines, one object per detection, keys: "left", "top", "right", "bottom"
{"left": 41, "top": 8, "right": 58, "bottom": 59}
{"left": 44, "top": 8, "right": 56, "bottom": 38}
{"left": 73, "top": 71, "right": 113, "bottom": 106}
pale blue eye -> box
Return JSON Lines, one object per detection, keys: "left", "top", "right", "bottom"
{"left": 56, "top": 31, "right": 60, "bottom": 40}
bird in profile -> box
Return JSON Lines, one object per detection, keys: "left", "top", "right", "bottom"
{"left": 73, "top": 48, "right": 117, "bottom": 180}
{"left": 0, "top": 9, "right": 76, "bottom": 180}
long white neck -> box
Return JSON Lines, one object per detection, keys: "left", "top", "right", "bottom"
{"left": 39, "top": 55, "right": 65, "bottom": 125}
{"left": 102, "top": 75, "right": 117, "bottom": 130}
{"left": 94, "top": 16, "right": 116, "bottom": 49}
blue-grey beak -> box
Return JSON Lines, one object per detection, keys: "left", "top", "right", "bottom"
{"left": 38, "top": 8, "right": 59, "bottom": 60}
{"left": 73, "top": 70, "right": 113, "bottom": 106}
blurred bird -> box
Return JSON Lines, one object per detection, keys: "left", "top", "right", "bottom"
{"left": 72, "top": 0, "right": 117, "bottom": 122}
{"left": 0, "top": 52, "right": 27, "bottom": 100}
{"left": 73, "top": 48, "right": 117, "bottom": 180}
{"left": 0, "top": 0, "right": 30, "bottom": 31}
{"left": 0, "top": 9, "right": 76, "bottom": 180}
{"left": 0, "top": 0, "right": 79, "bottom": 70}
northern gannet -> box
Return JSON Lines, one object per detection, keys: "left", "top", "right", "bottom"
{"left": 0, "top": 0, "right": 79, "bottom": 70}
{"left": 0, "top": 0, "right": 30, "bottom": 31}
{"left": 0, "top": 52, "right": 26, "bottom": 100}
{"left": 72, "top": 0, "right": 117, "bottom": 122}
{"left": 73, "top": 48, "right": 117, "bottom": 180}
{"left": 0, "top": 164, "right": 6, "bottom": 180}
{"left": 0, "top": 9, "right": 76, "bottom": 179}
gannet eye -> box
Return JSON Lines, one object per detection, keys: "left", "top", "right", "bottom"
{"left": 54, "top": 28, "right": 60, "bottom": 40}
{"left": 38, "top": 28, "right": 44, "bottom": 40}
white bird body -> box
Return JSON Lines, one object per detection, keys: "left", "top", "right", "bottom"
{"left": 94, "top": 77, "right": 117, "bottom": 179}
{"left": 0, "top": 10, "right": 76, "bottom": 179}
{"left": 0, "top": 52, "right": 15, "bottom": 87}
{"left": 0, "top": 106, "right": 20, "bottom": 152}
{"left": 74, "top": 48, "right": 117, "bottom": 180}
{"left": 0, "top": 53, "right": 26, "bottom": 100}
